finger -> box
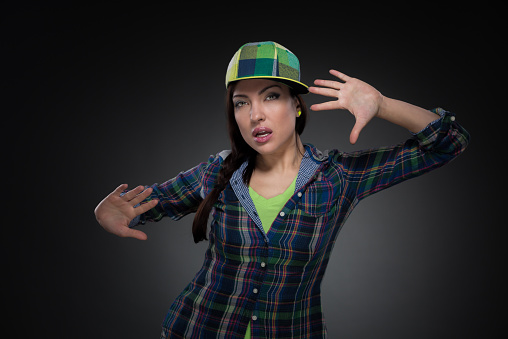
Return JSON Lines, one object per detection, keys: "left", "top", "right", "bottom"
{"left": 313, "top": 79, "right": 343, "bottom": 90}
{"left": 122, "top": 185, "right": 146, "bottom": 201}
{"left": 310, "top": 101, "right": 343, "bottom": 111}
{"left": 329, "top": 69, "right": 351, "bottom": 81}
{"left": 130, "top": 187, "right": 154, "bottom": 206}
{"left": 308, "top": 86, "right": 339, "bottom": 98}
{"left": 134, "top": 198, "right": 159, "bottom": 216}
{"left": 111, "top": 184, "right": 128, "bottom": 197}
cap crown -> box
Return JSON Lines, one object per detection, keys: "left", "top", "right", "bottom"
{"left": 225, "top": 41, "right": 308, "bottom": 94}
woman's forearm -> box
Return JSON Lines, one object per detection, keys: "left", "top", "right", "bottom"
{"left": 377, "top": 96, "right": 440, "bottom": 134}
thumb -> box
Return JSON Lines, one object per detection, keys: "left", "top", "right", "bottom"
{"left": 129, "top": 229, "right": 148, "bottom": 241}
{"left": 349, "top": 120, "right": 365, "bottom": 145}
{"left": 119, "top": 227, "right": 148, "bottom": 241}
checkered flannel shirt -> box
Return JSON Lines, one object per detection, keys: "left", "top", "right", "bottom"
{"left": 131, "top": 108, "right": 469, "bottom": 338}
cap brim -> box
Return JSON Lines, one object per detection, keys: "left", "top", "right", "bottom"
{"left": 228, "top": 76, "right": 309, "bottom": 95}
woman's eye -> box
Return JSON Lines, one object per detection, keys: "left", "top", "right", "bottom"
{"left": 266, "top": 93, "right": 280, "bottom": 101}
{"left": 234, "top": 101, "right": 247, "bottom": 108}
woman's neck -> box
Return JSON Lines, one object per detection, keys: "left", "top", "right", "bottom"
{"left": 255, "top": 137, "right": 305, "bottom": 175}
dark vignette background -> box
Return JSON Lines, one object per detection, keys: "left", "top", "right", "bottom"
{"left": 4, "top": 4, "right": 503, "bottom": 339}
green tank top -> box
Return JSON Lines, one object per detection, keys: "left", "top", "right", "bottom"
{"left": 244, "top": 175, "right": 297, "bottom": 338}
{"left": 249, "top": 176, "right": 297, "bottom": 234}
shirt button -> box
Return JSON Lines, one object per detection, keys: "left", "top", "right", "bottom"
{"left": 279, "top": 211, "right": 285, "bottom": 217}
{"left": 260, "top": 262, "right": 266, "bottom": 268}
{"left": 253, "top": 288, "right": 258, "bottom": 294}
{"left": 252, "top": 315, "right": 258, "bottom": 321}
{"left": 450, "top": 116, "right": 456, "bottom": 121}
{"left": 297, "top": 192, "right": 302, "bottom": 197}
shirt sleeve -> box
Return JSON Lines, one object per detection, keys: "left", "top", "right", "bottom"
{"left": 128, "top": 151, "right": 227, "bottom": 228}
{"left": 335, "top": 108, "right": 470, "bottom": 201}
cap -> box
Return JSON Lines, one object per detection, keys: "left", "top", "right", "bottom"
{"left": 225, "top": 41, "right": 309, "bottom": 94}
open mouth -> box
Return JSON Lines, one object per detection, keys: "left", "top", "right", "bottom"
{"left": 252, "top": 127, "right": 273, "bottom": 143}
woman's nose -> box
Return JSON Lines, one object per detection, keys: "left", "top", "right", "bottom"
{"left": 250, "top": 103, "right": 265, "bottom": 122}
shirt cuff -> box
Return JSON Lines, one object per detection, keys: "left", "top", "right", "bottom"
{"left": 128, "top": 215, "right": 141, "bottom": 228}
{"left": 120, "top": 190, "right": 146, "bottom": 228}
{"left": 410, "top": 107, "right": 446, "bottom": 136}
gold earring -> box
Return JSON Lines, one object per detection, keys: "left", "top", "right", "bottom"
{"left": 297, "top": 110, "right": 302, "bottom": 117}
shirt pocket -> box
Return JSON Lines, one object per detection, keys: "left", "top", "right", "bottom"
{"left": 297, "top": 179, "right": 336, "bottom": 217}
{"left": 276, "top": 180, "right": 338, "bottom": 261}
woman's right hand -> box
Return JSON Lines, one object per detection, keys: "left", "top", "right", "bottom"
{"left": 94, "top": 184, "right": 158, "bottom": 240}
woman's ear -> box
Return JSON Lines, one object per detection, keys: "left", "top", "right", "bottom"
{"left": 294, "top": 97, "right": 302, "bottom": 115}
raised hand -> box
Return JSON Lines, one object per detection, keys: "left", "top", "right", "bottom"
{"left": 309, "top": 69, "right": 384, "bottom": 144}
{"left": 94, "top": 184, "right": 158, "bottom": 240}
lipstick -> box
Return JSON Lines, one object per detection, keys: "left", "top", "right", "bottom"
{"left": 252, "top": 127, "right": 273, "bottom": 143}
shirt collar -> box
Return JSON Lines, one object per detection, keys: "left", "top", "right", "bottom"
{"left": 228, "top": 145, "right": 323, "bottom": 241}
{"left": 230, "top": 145, "right": 324, "bottom": 192}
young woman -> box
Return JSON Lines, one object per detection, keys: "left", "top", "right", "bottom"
{"left": 95, "top": 41, "right": 469, "bottom": 338}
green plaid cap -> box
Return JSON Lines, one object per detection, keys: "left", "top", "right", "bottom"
{"left": 225, "top": 41, "right": 308, "bottom": 94}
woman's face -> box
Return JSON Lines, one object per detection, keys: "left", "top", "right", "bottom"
{"left": 232, "top": 79, "right": 300, "bottom": 156}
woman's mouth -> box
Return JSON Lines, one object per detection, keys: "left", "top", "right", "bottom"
{"left": 252, "top": 127, "right": 273, "bottom": 143}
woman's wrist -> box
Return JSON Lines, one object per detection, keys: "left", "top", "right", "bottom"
{"left": 376, "top": 96, "right": 438, "bottom": 133}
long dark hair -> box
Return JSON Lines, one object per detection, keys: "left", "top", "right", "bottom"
{"left": 191, "top": 82, "right": 308, "bottom": 243}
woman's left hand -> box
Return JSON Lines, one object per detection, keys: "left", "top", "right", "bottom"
{"left": 309, "top": 69, "right": 384, "bottom": 144}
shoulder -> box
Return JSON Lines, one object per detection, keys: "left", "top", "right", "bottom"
{"left": 202, "top": 150, "right": 231, "bottom": 169}
{"left": 303, "top": 143, "right": 345, "bottom": 181}
{"left": 304, "top": 143, "right": 343, "bottom": 165}
{"left": 182, "top": 150, "right": 231, "bottom": 182}
{"left": 203, "top": 150, "right": 233, "bottom": 178}
{"left": 217, "top": 150, "right": 232, "bottom": 160}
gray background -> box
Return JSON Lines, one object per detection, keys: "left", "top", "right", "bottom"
{"left": 5, "top": 4, "right": 502, "bottom": 338}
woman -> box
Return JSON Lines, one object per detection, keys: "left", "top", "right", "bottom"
{"left": 95, "top": 41, "right": 469, "bottom": 338}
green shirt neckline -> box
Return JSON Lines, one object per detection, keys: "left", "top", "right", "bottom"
{"left": 248, "top": 176, "right": 297, "bottom": 234}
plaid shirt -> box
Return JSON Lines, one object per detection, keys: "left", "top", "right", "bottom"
{"left": 132, "top": 108, "right": 469, "bottom": 338}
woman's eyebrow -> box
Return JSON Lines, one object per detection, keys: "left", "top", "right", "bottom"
{"left": 233, "top": 84, "right": 282, "bottom": 99}
{"left": 258, "top": 84, "right": 282, "bottom": 95}
{"left": 232, "top": 93, "right": 248, "bottom": 99}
